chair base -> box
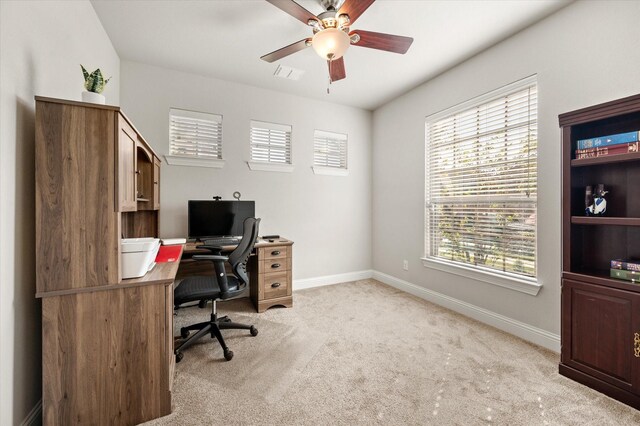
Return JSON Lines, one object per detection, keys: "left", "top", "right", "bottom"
{"left": 174, "top": 302, "right": 258, "bottom": 362}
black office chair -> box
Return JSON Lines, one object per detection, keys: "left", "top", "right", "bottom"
{"left": 174, "top": 217, "right": 261, "bottom": 362}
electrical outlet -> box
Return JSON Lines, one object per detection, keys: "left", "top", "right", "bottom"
{"left": 403, "top": 260, "right": 409, "bottom": 271}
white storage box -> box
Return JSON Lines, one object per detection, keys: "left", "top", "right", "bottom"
{"left": 121, "top": 237, "right": 161, "bottom": 279}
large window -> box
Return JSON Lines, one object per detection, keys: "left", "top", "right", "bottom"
{"left": 424, "top": 77, "right": 537, "bottom": 281}
{"left": 166, "top": 108, "right": 224, "bottom": 168}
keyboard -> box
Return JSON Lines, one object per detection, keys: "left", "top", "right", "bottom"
{"left": 202, "top": 236, "right": 241, "bottom": 246}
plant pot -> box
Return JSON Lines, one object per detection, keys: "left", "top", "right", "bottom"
{"left": 81, "top": 91, "right": 105, "bottom": 104}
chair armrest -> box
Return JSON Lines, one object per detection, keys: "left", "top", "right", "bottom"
{"left": 197, "top": 245, "right": 223, "bottom": 254}
{"left": 192, "top": 254, "right": 228, "bottom": 262}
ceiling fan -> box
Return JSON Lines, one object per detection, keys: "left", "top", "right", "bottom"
{"left": 261, "top": 0, "right": 414, "bottom": 83}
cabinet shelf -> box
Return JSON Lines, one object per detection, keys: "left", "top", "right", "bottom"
{"left": 563, "top": 270, "right": 640, "bottom": 293}
{"left": 571, "top": 151, "right": 640, "bottom": 167}
{"left": 571, "top": 216, "right": 640, "bottom": 226}
{"left": 137, "top": 197, "right": 150, "bottom": 202}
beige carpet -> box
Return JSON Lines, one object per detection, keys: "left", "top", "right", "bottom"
{"left": 145, "top": 279, "right": 640, "bottom": 425}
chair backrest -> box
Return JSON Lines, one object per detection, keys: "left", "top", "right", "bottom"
{"left": 228, "top": 217, "right": 260, "bottom": 286}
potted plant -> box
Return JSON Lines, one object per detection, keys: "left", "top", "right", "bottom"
{"left": 81, "top": 65, "right": 111, "bottom": 104}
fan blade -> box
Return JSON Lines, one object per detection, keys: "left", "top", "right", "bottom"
{"left": 261, "top": 38, "right": 311, "bottom": 63}
{"left": 350, "top": 30, "right": 413, "bottom": 54}
{"left": 266, "top": 0, "right": 319, "bottom": 25}
{"left": 328, "top": 57, "right": 346, "bottom": 82}
{"left": 338, "top": 0, "right": 375, "bottom": 26}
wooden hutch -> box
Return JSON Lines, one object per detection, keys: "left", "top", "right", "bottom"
{"left": 35, "top": 97, "right": 179, "bottom": 425}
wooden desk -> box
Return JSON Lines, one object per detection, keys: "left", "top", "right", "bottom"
{"left": 178, "top": 238, "right": 294, "bottom": 312}
{"left": 35, "top": 97, "right": 176, "bottom": 425}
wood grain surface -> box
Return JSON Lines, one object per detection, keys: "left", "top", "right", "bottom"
{"left": 42, "top": 284, "right": 172, "bottom": 425}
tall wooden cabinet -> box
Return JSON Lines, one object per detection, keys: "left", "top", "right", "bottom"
{"left": 35, "top": 97, "right": 175, "bottom": 425}
{"left": 559, "top": 93, "right": 640, "bottom": 409}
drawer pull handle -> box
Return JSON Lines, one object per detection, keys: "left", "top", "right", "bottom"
{"left": 271, "top": 250, "right": 281, "bottom": 256}
{"left": 271, "top": 263, "right": 281, "bottom": 269}
{"left": 635, "top": 333, "right": 640, "bottom": 358}
{"left": 271, "top": 282, "right": 281, "bottom": 288}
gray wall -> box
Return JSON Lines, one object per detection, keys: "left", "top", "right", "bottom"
{"left": 120, "top": 61, "right": 373, "bottom": 281}
{"left": 372, "top": 0, "right": 640, "bottom": 339}
{"left": 0, "top": 1, "right": 120, "bottom": 423}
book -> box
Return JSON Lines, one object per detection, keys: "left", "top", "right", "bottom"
{"left": 611, "top": 258, "right": 640, "bottom": 272}
{"left": 575, "top": 141, "right": 639, "bottom": 159}
{"left": 576, "top": 131, "right": 639, "bottom": 150}
{"left": 610, "top": 268, "right": 640, "bottom": 282}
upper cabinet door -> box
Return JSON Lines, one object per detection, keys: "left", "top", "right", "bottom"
{"left": 153, "top": 157, "right": 160, "bottom": 210}
{"left": 117, "top": 115, "right": 137, "bottom": 212}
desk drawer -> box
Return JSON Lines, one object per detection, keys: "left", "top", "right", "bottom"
{"left": 260, "top": 246, "right": 288, "bottom": 261}
{"left": 260, "top": 271, "right": 291, "bottom": 300}
{"left": 262, "top": 257, "right": 291, "bottom": 273}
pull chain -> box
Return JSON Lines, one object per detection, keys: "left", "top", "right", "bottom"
{"left": 327, "top": 54, "right": 334, "bottom": 94}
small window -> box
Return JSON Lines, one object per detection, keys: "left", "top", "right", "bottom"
{"left": 248, "top": 120, "right": 293, "bottom": 172}
{"left": 313, "top": 130, "right": 348, "bottom": 175}
{"left": 424, "top": 76, "right": 538, "bottom": 285}
{"left": 165, "top": 108, "right": 224, "bottom": 168}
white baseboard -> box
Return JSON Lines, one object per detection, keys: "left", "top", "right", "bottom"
{"left": 21, "top": 399, "right": 42, "bottom": 426}
{"left": 372, "top": 271, "right": 561, "bottom": 353}
{"left": 294, "top": 270, "right": 373, "bottom": 291}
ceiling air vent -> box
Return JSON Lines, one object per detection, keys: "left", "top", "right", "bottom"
{"left": 274, "top": 64, "right": 304, "bottom": 81}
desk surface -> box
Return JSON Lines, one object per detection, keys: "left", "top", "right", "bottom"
{"left": 36, "top": 245, "right": 184, "bottom": 298}
{"left": 124, "top": 245, "right": 184, "bottom": 285}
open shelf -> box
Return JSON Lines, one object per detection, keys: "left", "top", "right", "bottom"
{"left": 571, "top": 216, "right": 640, "bottom": 226}
{"left": 571, "top": 151, "right": 640, "bottom": 167}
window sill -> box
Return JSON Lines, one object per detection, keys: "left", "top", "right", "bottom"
{"left": 312, "top": 166, "right": 349, "bottom": 176}
{"left": 247, "top": 161, "right": 294, "bottom": 173}
{"left": 164, "top": 155, "right": 225, "bottom": 168}
{"left": 421, "top": 257, "right": 542, "bottom": 296}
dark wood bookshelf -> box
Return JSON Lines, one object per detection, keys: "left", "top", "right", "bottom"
{"left": 560, "top": 93, "right": 640, "bottom": 410}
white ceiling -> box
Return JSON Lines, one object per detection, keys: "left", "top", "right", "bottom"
{"left": 91, "top": 0, "right": 571, "bottom": 110}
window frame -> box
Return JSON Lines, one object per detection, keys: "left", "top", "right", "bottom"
{"left": 312, "top": 129, "right": 348, "bottom": 176}
{"left": 247, "top": 119, "right": 294, "bottom": 172}
{"left": 422, "top": 75, "right": 541, "bottom": 296}
{"left": 165, "top": 107, "right": 225, "bottom": 168}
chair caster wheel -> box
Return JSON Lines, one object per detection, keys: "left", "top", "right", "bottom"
{"left": 180, "top": 328, "right": 190, "bottom": 338}
{"left": 175, "top": 352, "right": 184, "bottom": 363}
{"left": 224, "top": 349, "right": 234, "bottom": 361}
{"left": 198, "top": 299, "right": 207, "bottom": 308}
{"left": 250, "top": 326, "right": 258, "bottom": 336}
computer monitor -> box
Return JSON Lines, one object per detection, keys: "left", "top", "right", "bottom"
{"left": 188, "top": 200, "right": 255, "bottom": 240}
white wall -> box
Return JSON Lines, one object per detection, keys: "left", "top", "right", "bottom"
{"left": 0, "top": 1, "right": 120, "bottom": 423}
{"left": 372, "top": 0, "right": 640, "bottom": 339}
{"left": 120, "top": 61, "right": 372, "bottom": 280}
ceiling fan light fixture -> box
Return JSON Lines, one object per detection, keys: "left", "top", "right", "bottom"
{"left": 311, "top": 28, "right": 350, "bottom": 60}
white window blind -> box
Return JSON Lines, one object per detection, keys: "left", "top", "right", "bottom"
{"left": 425, "top": 77, "right": 537, "bottom": 279}
{"left": 314, "top": 130, "right": 347, "bottom": 169}
{"left": 250, "top": 120, "right": 292, "bottom": 164}
{"left": 169, "top": 108, "right": 222, "bottom": 159}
